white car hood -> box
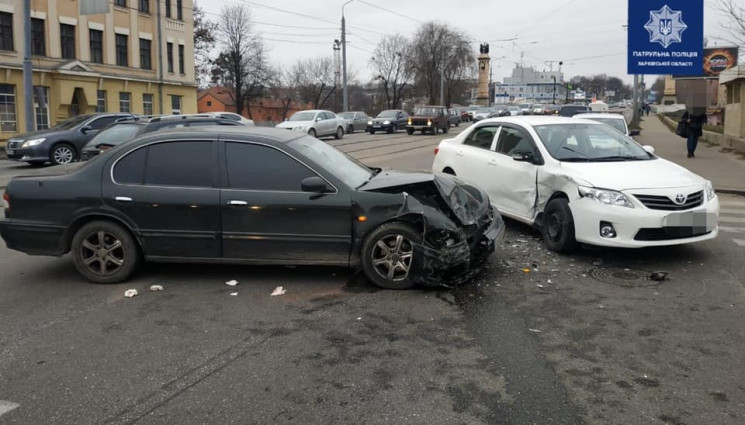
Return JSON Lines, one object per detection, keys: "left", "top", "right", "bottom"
{"left": 276, "top": 120, "right": 312, "bottom": 129}
{"left": 559, "top": 158, "right": 704, "bottom": 190}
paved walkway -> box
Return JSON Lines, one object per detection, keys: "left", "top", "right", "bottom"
{"left": 638, "top": 115, "right": 745, "bottom": 194}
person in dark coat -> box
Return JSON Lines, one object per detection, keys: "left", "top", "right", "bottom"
{"left": 682, "top": 110, "right": 707, "bottom": 158}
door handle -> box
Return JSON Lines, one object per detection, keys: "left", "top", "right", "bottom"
{"left": 115, "top": 196, "right": 133, "bottom": 203}
{"left": 227, "top": 200, "right": 248, "bottom": 206}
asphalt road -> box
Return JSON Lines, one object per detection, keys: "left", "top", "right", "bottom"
{"left": 1, "top": 124, "right": 744, "bottom": 424}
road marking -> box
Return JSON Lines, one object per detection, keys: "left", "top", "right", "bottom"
{"left": 718, "top": 217, "right": 745, "bottom": 224}
{"left": 719, "top": 209, "right": 745, "bottom": 215}
{"left": 720, "top": 226, "right": 745, "bottom": 234}
{"left": 734, "top": 239, "right": 745, "bottom": 247}
{"left": 0, "top": 401, "right": 20, "bottom": 417}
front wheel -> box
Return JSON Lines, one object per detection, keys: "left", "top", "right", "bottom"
{"left": 387, "top": 126, "right": 395, "bottom": 134}
{"left": 370, "top": 130, "right": 376, "bottom": 135}
{"left": 542, "top": 198, "right": 579, "bottom": 253}
{"left": 406, "top": 128, "right": 414, "bottom": 135}
{"left": 335, "top": 127, "right": 344, "bottom": 139}
{"left": 361, "top": 222, "right": 422, "bottom": 289}
{"left": 50, "top": 143, "right": 76, "bottom": 165}
{"left": 442, "top": 125, "right": 449, "bottom": 134}
{"left": 308, "top": 128, "right": 317, "bottom": 138}
{"left": 71, "top": 221, "right": 141, "bottom": 284}
{"left": 347, "top": 124, "right": 354, "bottom": 134}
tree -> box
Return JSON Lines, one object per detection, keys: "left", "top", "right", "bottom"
{"left": 193, "top": 3, "right": 217, "bottom": 87}
{"left": 370, "top": 35, "right": 413, "bottom": 109}
{"left": 294, "top": 57, "right": 336, "bottom": 109}
{"left": 715, "top": 0, "right": 745, "bottom": 50}
{"left": 269, "top": 67, "right": 302, "bottom": 121}
{"left": 211, "top": 4, "right": 270, "bottom": 119}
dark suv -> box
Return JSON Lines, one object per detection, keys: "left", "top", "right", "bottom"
{"left": 81, "top": 116, "right": 245, "bottom": 161}
{"left": 5, "top": 113, "right": 135, "bottom": 166}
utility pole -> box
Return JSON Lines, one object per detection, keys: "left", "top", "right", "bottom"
{"left": 631, "top": 74, "right": 640, "bottom": 128}
{"left": 341, "top": 0, "right": 354, "bottom": 112}
{"left": 22, "top": 0, "right": 33, "bottom": 132}
{"left": 439, "top": 67, "right": 444, "bottom": 106}
{"left": 552, "top": 76, "right": 557, "bottom": 104}
{"left": 333, "top": 40, "right": 341, "bottom": 111}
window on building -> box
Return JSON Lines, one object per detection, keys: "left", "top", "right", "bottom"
{"left": 89, "top": 29, "right": 103, "bottom": 63}
{"left": 0, "top": 84, "right": 17, "bottom": 132}
{"left": 115, "top": 0, "right": 126, "bottom": 7}
{"left": 139, "top": 38, "right": 151, "bottom": 70}
{"left": 171, "top": 95, "right": 182, "bottom": 114}
{"left": 96, "top": 90, "right": 106, "bottom": 112}
{"left": 176, "top": 0, "right": 183, "bottom": 20}
{"left": 115, "top": 34, "right": 128, "bottom": 66}
{"left": 206, "top": 101, "right": 212, "bottom": 107}
{"left": 119, "top": 92, "right": 131, "bottom": 113}
{"left": 0, "top": 12, "right": 13, "bottom": 51}
{"left": 178, "top": 44, "right": 184, "bottom": 74}
{"left": 146, "top": 142, "right": 214, "bottom": 187}
{"left": 166, "top": 42, "right": 173, "bottom": 73}
{"left": 60, "top": 24, "right": 76, "bottom": 59}
{"left": 165, "top": 0, "right": 171, "bottom": 18}
{"left": 225, "top": 143, "right": 316, "bottom": 191}
{"left": 31, "top": 18, "right": 45, "bottom": 56}
{"left": 139, "top": 0, "right": 149, "bottom": 14}
{"left": 143, "top": 93, "right": 153, "bottom": 116}
{"left": 33, "top": 86, "right": 50, "bottom": 130}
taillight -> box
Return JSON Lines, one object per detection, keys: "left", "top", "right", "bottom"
{"left": 2, "top": 192, "right": 9, "bottom": 210}
{"left": 434, "top": 147, "right": 439, "bottom": 155}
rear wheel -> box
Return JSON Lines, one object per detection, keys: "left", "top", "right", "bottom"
{"left": 361, "top": 222, "right": 421, "bottom": 289}
{"left": 335, "top": 126, "right": 344, "bottom": 139}
{"left": 71, "top": 221, "right": 141, "bottom": 284}
{"left": 308, "top": 128, "right": 317, "bottom": 138}
{"left": 542, "top": 198, "right": 579, "bottom": 253}
{"left": 442, "top": 124, "right": 449, "bottom": 134}
{"left": 50, "top": 143, "right": 76, "bottom": 165}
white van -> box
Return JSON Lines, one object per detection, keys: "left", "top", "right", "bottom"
{"left": 589, "top": 101, "right": 609, "bottom": 112}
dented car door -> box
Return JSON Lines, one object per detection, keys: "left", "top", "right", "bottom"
{"left": 488, "top": 125, "right": 540, "bottom": 221}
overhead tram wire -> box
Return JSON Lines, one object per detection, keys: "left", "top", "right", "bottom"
{"left": 356, "top": 0, "right": 424, "bottom": 24}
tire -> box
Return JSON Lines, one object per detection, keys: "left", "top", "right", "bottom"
{"left": 71, "top": 220, "right": 141, "bottom": 284}
{"left": 335, "top": 127, "right": 344, "bottom": 139}
{"left": 370, "top": 130, "right": 376, "bottom": 135}
{"left": 308, "top": 128, "right": 317, "bottom": 138}
{"left": 455, "top": 122, "right": 460, "bottom": 127}
{"left": 387, "top": 126, "right": 395, "bottom": 134}
{"left": 406, "top": 128, "right": 414, "bottom": 135}
{"left": 347, "top": 124, "right": 354, "bottom": 134}
{"left": 361, "top": 222, "right": 422, "bottom": 290}
{"left": 442, "top": 125, "right": 449, "bottom": 134}
{"left": 542, "top": 198, "right": 579, "bottom": 253}
{"left": 50, "top": 143, "right": 76, "bottom": 165}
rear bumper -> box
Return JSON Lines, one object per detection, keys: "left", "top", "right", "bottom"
{"left": 0, "top": 219, "right": 67, "bottom": 256}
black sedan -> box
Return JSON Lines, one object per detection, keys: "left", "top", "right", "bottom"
{"left": 0, "top": 127, "right": 504, "bottom": 289}
{"left": 367, "top": 110, "right": 409, "bottom": 134}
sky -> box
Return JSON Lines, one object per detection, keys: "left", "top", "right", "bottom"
{"left": 197, "top": 0, "right": 737, "bottom": 86}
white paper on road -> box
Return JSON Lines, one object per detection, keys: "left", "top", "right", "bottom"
{"left": 225, "top": 280, "right": 239, "bottom": 287}
{"left": 124, "top": 289, "right": 138, "bottom": 298}
{"left": 0, "top": 400, "right": 20, "bottom": 417}
{"left": 270, "top": 286, "right": 287, "bottom": 296}
{"left": 230, "top": 292, "right": 238, "bottom": 296}
{"left": 149, "top": 285, "right": 164, "bottom": 292}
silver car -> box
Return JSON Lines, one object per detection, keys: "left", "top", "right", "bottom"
{"left": 276, "top": 109, "right": 346, "bottom": 139}
{"left": 338, "top": 111, "right": 371, "bottom": 134}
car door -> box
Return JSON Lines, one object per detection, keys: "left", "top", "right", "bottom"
{"left": 487, "top": 124, "right": 541, "bottom": 220}
{"left": 219, "top": 140, "right": 352, "bottom": 264}
{"left": 397, "top": 112, "right": 408, "bottom": 130}
{"left": 323, "top": 112, "right": 337, "bottom": 136}
{"left": 102, "top": 139, "right": 221, "bottom": 258}
{"left": 452, "top": 125, "right": 501, "bottom": 194}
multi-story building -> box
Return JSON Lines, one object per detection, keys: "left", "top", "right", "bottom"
{"left": 0, "top": 0, "right": 197, "bottom": 140}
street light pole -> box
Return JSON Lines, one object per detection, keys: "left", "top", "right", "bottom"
{"left": 341, "top": 0, "right": 354, "bottom": 112}
{"left": 552, "top": 76, "right": 556, "bottom": 104}
{"left": 22, "top": 0, "right": 33, "bottom": 132}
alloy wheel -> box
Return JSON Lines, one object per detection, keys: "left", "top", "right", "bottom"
{"left": 79, "top": 230, "right": 126, "bottom": 276}
{"left": 547, "top": 211, "right": 563, "bottom": 242}
{"left": 371, "top": 234, "right": 414, "bottom": 281}
{"left": 53, "top": 146, "right": 74, "bottom": 164}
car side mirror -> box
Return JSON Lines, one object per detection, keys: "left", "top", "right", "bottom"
{"left": 629, "top": 129, "right": 641, "bottom": 136}
{"left": 512, "top": 151, "right": 536, "bottom": 163}
{"left": 642, "top": 145, "right": 655, "bottom": 154}
{"left": 301, "top": 177, "right": 332, "bottom": 193}
{"left": 81, "top": 125, "right": 93, "bottom": 134}
{"left": 315, "top": 117, "right": 323, "bottom": 122}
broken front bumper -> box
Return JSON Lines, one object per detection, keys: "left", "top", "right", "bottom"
{"left": 410, "top": 211, "right": 505, "bottom": 287}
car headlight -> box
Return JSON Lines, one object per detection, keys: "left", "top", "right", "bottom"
{"left": 293, "top": 126, "right": 305, "bottom": 131}
{"left": 705, "top": 181, "right": 716, "bottom": 201}
{"left": 407, "top": 118, "right": 412, "bottom": 125}
{"left": 367, "top": 120, "right": 373, "bottom": 125}
{"left": 383, "top": 120, "right": 391, "bottom": 125}
{"left": 21, "top": 138, "right": 45, "bottom": 147}
{"left": 578, "top": 186, "right": 634, "bottom": 208}
{"left": 427, "top": 120, "right": 432, "bottom": 126}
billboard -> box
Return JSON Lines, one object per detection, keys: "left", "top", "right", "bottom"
{"left": 703, "top": 47, "right": 738, "bottom": 77}
{"left": 628, "top": 0, "right": 704, "bottom": 75}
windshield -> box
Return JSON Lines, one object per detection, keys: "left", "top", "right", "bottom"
{"left": 583, "top": 117, "right": 627, "bottom": 134}
{"left": 50, "top": 114, "right": 94, "bottom": 130}
{"left": 508, "top": 106, "right": 520, "bottom": 111}
{"left": 534, "top": 123, "right": 652, "bottom": 161}
{"left": 289, "top": 112, "right": 316, "bottom": 121}
{"left": 85, "top": 124, "right": 143, "bottom": 148}
{"left": 288, "top": 136, "right": 372, "bottom": 188}
{"left": 519, "top": 104, "right": 531, "bottom": 109}
{"left": 414, "top": 107, "right": 442, "bottom": 115}
{"left": 377, "top": 110, "right": 399, "bottom": 118}
{"left": 339, "top": 112, "right": 354, "bottom": 119}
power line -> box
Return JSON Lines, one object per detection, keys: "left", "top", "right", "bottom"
{"left": 357, "top": 0, "right": 423, "bottom": 24}
{"left": 347, "top": 43, "right": 375, "bottom": 55}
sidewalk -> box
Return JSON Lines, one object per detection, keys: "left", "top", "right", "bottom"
{"left": 638, "top": 115, "right": 745, "bottom": 194}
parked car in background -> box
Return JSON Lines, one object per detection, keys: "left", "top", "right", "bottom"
{"left": 447, "top": 109, "right": 462, "bottom": 127}
{"left": 0, "top": 127, "right": 503, "bottom": 289}
{"left": 574, "top": 113, "right": 638, "bottom": 137}
{"left": 519, "top": 104, "right": 533, "bottom": 115}
{"left": 406, "top": 106, "right": 449, "bottom": 135}
{"left": 507, "top": 106, "right": 522, "bottom": 116}
{"left": 276, "top": 110, "right": 346, "bottom": 139}
{"left": 544, "top": 105, "right": 561, "bottom": 115}
{"left": 81, "top": 116, "right": 245, "bottom": 160}
{"left": 466, "top": 106, "right": 480, "bottom": 121}
{"left": 588, "top": 101, "right": 609, "bottom": 113}
{"left": 460, "top": 108, "right": 471, "bottom": 122}
{"left": 367, "top": 110, "right": 409, "bottom": 134}
{"left": 558, "top": 104, "right": 591, "bottom": 117}
{"left": 433, "top": 116, "right": 719, "bottom": 252}
{"left": 531, "top": 104, "right": 546, "bottom": 115}
{"left": 338, "top": 111, "right": 370, "bottom": 134}
{"left": 4, "top": 113, "right": 135, "bottom": 166}
{"left": 208, "top": 112, "right": 256, "bottom": 126}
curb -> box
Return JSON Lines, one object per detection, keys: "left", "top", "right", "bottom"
{"left": 715, "top": 188, "right": 745, "bottom": 197}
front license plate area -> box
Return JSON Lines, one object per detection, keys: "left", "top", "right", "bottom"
{"left": 663, "top": 211, "right": 717, "bottom": 232}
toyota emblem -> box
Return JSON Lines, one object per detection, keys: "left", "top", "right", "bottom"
{"left": 673, "top": 194, "right": 687, "bottom": 205}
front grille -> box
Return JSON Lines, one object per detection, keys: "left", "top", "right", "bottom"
{"left": 633, "top": 191, "right": 703, "bottom": 211}
{"left": 411, "top": 118, "right": 430, "bottom": 126}
{"left": 634, "top": 227, "right": 712, "bottom": 241}
{"left": 7, "top": 140, "right": 21, "bottom": 149}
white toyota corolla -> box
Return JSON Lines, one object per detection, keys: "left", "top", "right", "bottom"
{"left": 432, "top": 116, "right": 720, "bottom": 252}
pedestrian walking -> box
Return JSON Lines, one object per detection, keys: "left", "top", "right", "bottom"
{"left": 644, "top": 104, "right": 651, "bottom": 116}
{"left": 682, "top": 110, "right": 707, "bottom": 158}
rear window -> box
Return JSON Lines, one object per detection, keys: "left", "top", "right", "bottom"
{"left": 86, "top": 124, "right": 143, "bottom": 148}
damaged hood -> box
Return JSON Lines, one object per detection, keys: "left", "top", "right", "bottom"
{"left": 360, "top": 170, "right": 489, "bottom": 225}
{"left": 559, "top": 158, "right": 705, "bottom": 190}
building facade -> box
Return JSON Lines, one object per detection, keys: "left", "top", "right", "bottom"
{"left": 493, "top": 82, "right": 568, "bottom": 104}
{"left": 197, "top": 87, "right": 314, "bottom": 125}
{"left": 0, "top": 0, "right": 197, "bottom": 140}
